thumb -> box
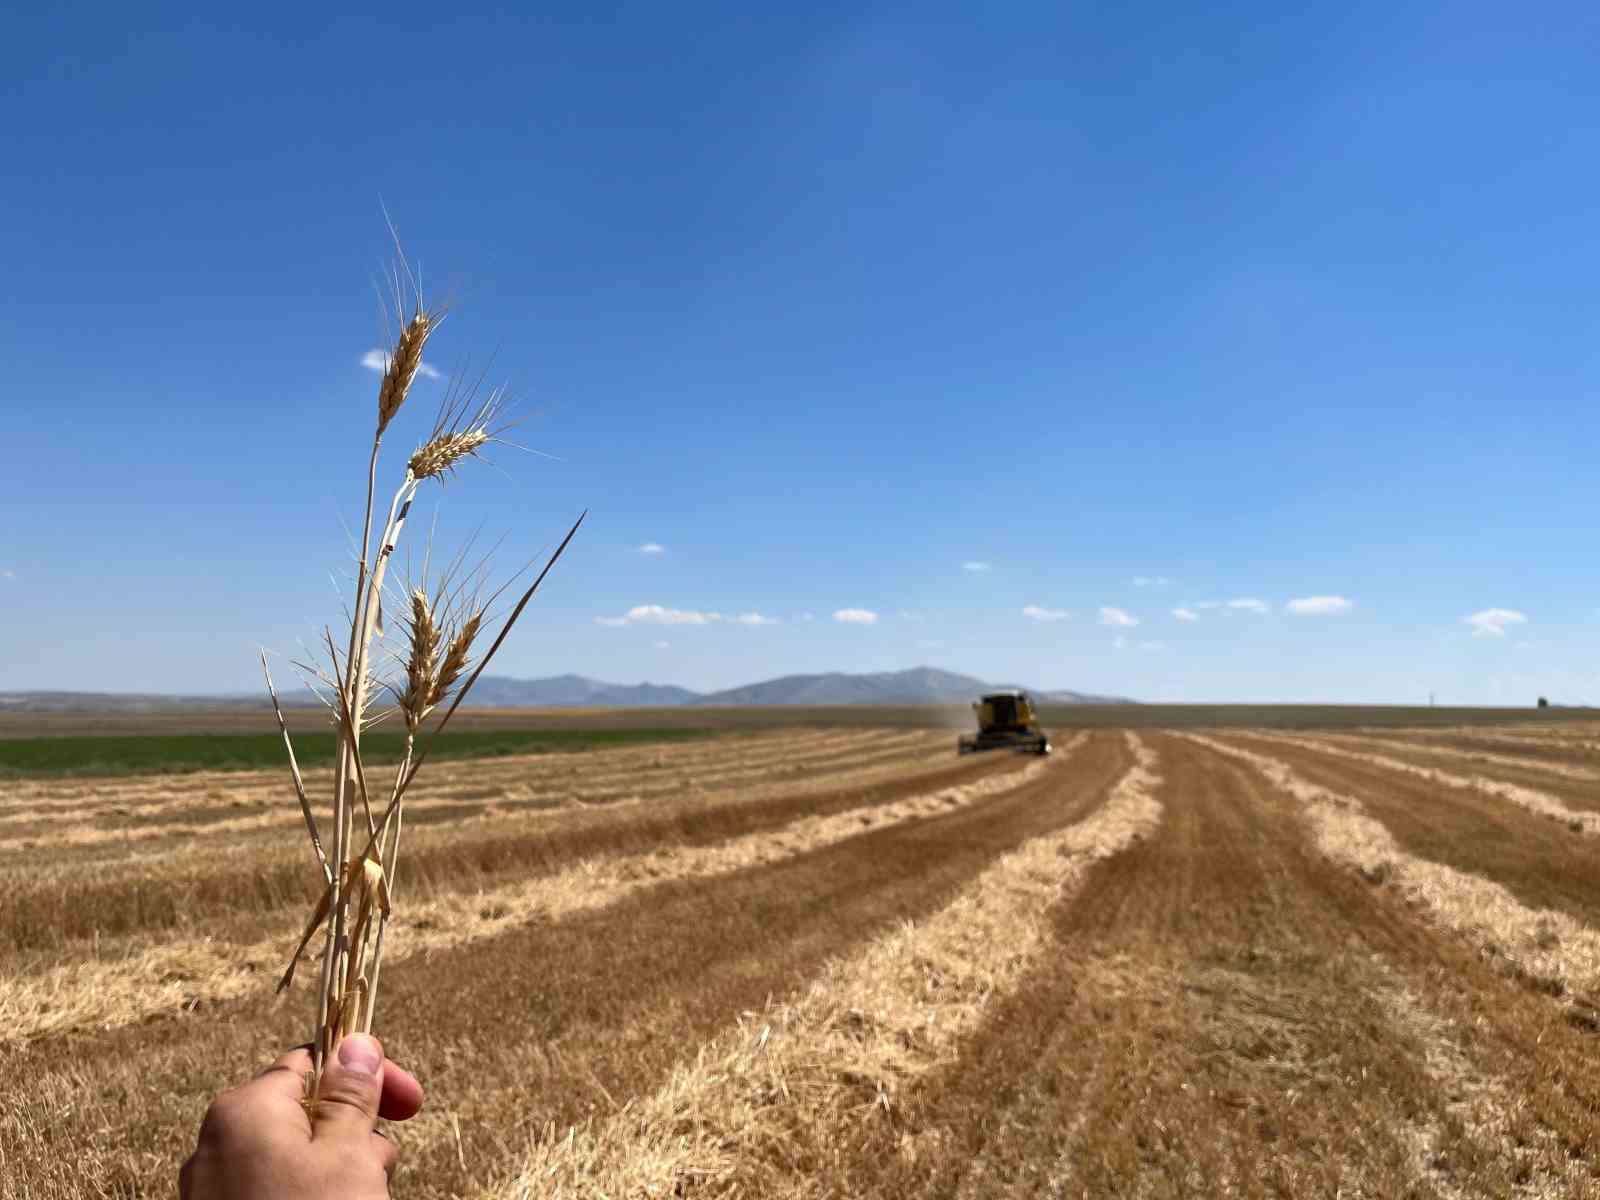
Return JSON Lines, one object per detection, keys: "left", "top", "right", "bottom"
{"left": 313, "top": 1034, "right": 385, "bottom": 1141}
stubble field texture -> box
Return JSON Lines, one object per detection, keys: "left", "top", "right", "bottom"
{"left": 8, "top": 708, "right": 1600, "bottom": 1197}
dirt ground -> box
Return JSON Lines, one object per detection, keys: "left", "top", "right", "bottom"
{"left": 6, "top": 720, "right": 1600, "bottom": 1196}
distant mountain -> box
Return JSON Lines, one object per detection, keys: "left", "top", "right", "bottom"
{"left": 0, "top": 690, "right": 268, "bottom": 713}
{"left": 697, "top": 666, "right": 985, "bottom": 707}
{"left": 694, "top": 667, "right": 1134, "bottom": 707}
{"left": 0, "top": 668, "right": 1132, "bottom": 713}
{"left": 461, "top": 674, "right": 701, "bottom": 708}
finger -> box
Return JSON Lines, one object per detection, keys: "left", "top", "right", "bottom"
{"left": 255, "top": 1043, "right": 316, "bottom": 1078}
{"left": 372, "top": 1129, "right": 399, "bottom": 1175}
{"left": 311, "top": 1034, "right": 385, "bottom": 1142}
{"left": 244, "top": 1045, "right": 317, "bottom": 1109}
{"left": 378, "top": 1059, "right": 425, "bottom": 1122}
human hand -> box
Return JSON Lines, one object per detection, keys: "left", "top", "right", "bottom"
{"left": 179, "top": 1035, "right": 425, "bottom": 1199}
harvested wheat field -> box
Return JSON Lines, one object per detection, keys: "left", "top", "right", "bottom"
{"left": 11, "top": 715, "right": 1600, "bottom": 1196}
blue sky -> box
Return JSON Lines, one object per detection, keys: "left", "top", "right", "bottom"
{"left": 4, "top": 2, "right": 1600, "bottom": 704}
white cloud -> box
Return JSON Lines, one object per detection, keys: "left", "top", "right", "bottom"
{"left": 0, "top": 569, "right": 13, "bottom": 581}
{"left": 1022, "top": 604, "right": 1070, "bottom": 622}
{"left": 653, "top": 640, "right": 670, "bottom": 649}
{"left": 1193, "top": 601, "right": 1223, "bottom": 610}
{"left": 361, "top": 349, "right": 441, "bottom": 379}
{"left": 1099, "top": 606, "right": 1139, "bottom": 627}
{"left": 1227, "top": 598, "right": 1269, "bottom": 614}
{"left": 1286, "top": 595, "right": 1353, "bottom": 616}
{"left": 636, "top": 542, "right": 666, "bottom": 556}
{"left": 1172, "top": 607, "right": 1198, "bottom": 622}
{"left": 733, "top": 612, "right": 780, "bottom": 626}
{"left": 1465, "top": 608, "right": 1527, "bottom": 638}
{"left": 595, "top": 604, "right": 721, "bottom": 627}
{"left": 962, "top": 561, "right": 992, "bottom": 573}
{"left": 834, "top": 608, "right": 879, "bottom": 624}
{"left": 1132, "top": 576, "right": 1171, "bottom": 588}
{"left": 1112, "top": 636, "right": 1128, "bottom": 650}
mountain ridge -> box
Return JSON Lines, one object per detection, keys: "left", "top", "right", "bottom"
{"left": 0, "top": 667, "right": 1133, "bottom": 712}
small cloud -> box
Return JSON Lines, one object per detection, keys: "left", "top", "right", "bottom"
{"left": 361, "top": 349, "right": 441, "bottom": 379}
{"left": 637, "top": 543, "right": 666, "bottom": 556}
{"left": 1138, "top": 641, "right": 1165, "bottom": 652}
{"left": 1286, "top": 595, "right": 1353, "bottom": 616}
{"left": 1132, "top": 576, "right": 1171, "bottom": 588}
{"left": 595, "top": 604, "right": 721, "bottom": 627}
{"left": 1112, "top": 636, "right": 1128, "bottom": 650}
{"left": 1465, "top": 608, "right": 1526, "bottom": 638}
{"left": 1099, "top": 606, "right": 1139, "bottom": 628}
{"left": 834, "top": 608, "right": 879, "bottom": 624}
{"left": 962, "top": 562, "right": 992, "bottom": 573}
{"left": 1023, "top": 604, "right": 1070, "bottom": 622}
{"left": 0, "top": 569, "right": 13, "bottom": 581}
{"left": 1193, "top": 601, "right": 1223, "bottom": 610}
{"left": 1172, "top": 607, "right": 1198, "bottom": 622}
{"left": 733, "top": 612, "right": 780, "bottom": 626}
{"left": 653, "top": 640, "right": 670, "bottom": 649}
{"left": 1228, "top": 598, "right": 1269, "bottom": 614}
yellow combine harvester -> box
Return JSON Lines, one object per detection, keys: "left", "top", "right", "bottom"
{"left": 957, "top": 690, "right": 1051, "bottom": 756}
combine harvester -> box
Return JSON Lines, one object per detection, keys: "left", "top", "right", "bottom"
{"left": 957, "top": 690, "right": 1052, "bottom": 757}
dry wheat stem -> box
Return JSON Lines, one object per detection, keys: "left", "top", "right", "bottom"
{"left": 316, "top": 469, "right": 419, "bottom": 1091}
{"left": 326, "top": 297, "right": 433, "bottom": 1063}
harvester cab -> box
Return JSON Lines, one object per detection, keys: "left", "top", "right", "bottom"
{"left": 957, "top": 690, "right": 1051, "bottom": 756}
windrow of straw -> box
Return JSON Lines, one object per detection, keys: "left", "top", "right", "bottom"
{"left": 1249, "top": 731, "right": 1600, "bottom": 834}
{"left": 1183, "top": 734, "right": 1600, "bottom": 1015}
{"left": 0, "top": 744, "right": 1060, "bottom": 1045}
{"left": 491, "top": 733, "right": 1160, "bottom": 1199}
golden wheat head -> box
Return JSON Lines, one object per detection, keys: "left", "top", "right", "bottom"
{"left": 398, "top": 588, "right": 441, "bottom": 730}
{"left": 408, "top": 427, "right": 491, "bottom": 481}
{"left": 376, "top": 312, "right": 435, "bottom": 436}
{"left": 430, "top": 609, "right": 483, "bottom": 707}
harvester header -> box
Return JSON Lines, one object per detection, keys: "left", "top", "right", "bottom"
{"left": 957, "top": 690, "right": 1052, "bottom": 757}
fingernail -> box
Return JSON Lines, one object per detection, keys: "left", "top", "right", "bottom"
{"left": 338, "top": 1034, "right": 383, "bottom": 1076}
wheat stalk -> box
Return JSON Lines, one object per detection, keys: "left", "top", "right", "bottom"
{"left": 262, "top": 250, "right": 583, "bottom": 1109}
